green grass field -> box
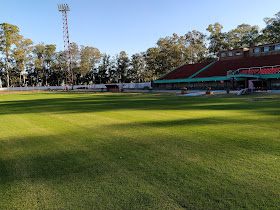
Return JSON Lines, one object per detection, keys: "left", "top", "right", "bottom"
{"left": 0, "top": 92, "right": 279, "bottom": 209}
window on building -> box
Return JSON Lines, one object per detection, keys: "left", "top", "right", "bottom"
{"left": 236, "top": 51, "right": 242, "bottom": 55}
{"left": 275, "top": 44, "right": 280, "bottom": 50}
{"left": 228, "top": 52, "right": 234, "bottom": 56}
{"left": 264, "top": 46, "right": 270, "bottom": 52}
{"left": 221, "top": 53, "right": 226, "bottom": 57}
{"left": 255, "top": 48, "right": 261, "bottom": 53}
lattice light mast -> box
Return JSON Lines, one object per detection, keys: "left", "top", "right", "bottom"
{"left": 58, "top": 4, "right": 73, "bottom": 89}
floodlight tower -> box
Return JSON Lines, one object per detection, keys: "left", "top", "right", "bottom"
{"left": 58, "top": 4, "right": 73, "bottom": 89}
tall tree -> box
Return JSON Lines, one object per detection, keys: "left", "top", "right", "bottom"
{"left": 261, "top": 11, "right": 280, "bottom": 43}
{"left": 130, "top": 53, "right": 147, "bottom": 82}
{"left": 185, "top": 30, "right": 208, "bottom": 63}
{"left": 70, "top": 42, "right": 80, "bottom": 80}
{"left": 0, "top": 59, "right": 3, "bottom": 87}
{"left": 44, "top": 44, "right": 56, "bottom": 85}
{"left": 53, "top": 51, "right": 67, "bottom": 86}
{"left": 157, "top": 33, "right": 188, "bottom": 71}
{"left": 145, "top": 47, "right": 162, "bottom": 80}
{"left": 115, "top": 51, "right": 130, "bottom": 83}
{"left": 207, "top": 22, "right": 230, "bottom": 56}
{"left": 227, "top": 24, "right": 260, "bottom": 48}
{"left": 97, "top": 54, "right": 112, "bottom": 84}
{"left": 0, "top": 23, "right": 21, "bottom": 87}
{"left": 11, "top": 37, "right": 33, "bottom": 85}
{"left": 80, "top": 46, "right": 101, "bottom": 75}
{"left": 145, "top": 33, "right": 189, "bottom": 79}
{"left": 33, "top": 43, "right": 46, "bottom": 85}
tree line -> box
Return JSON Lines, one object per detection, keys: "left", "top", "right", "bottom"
{"left": 0, "top": 11, "right": 280, "bottom": 87}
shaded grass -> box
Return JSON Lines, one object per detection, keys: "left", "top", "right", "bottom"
{"left": 0, "top": 92, "right": 279, "bottom": 209}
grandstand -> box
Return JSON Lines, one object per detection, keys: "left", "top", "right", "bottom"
{"left": 154, "top": 43, "right": 280, "bottom": 90}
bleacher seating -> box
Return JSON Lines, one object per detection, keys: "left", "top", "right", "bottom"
{"left": 156, "top": 54, "right": 280, "bottom": 81}
{"left": 235, "top": 67, "right": 280, "bottom": 75}
{"left": 194, "top": 54, "right": 280, "bottom": 78}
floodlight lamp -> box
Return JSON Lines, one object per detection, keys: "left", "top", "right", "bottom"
{"left": 58, "top": 4, "right": 70, "bottom": 11}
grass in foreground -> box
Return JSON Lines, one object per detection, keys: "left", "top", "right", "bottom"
{"left": 0, "top": 92, "right": 279, "bottom": 209}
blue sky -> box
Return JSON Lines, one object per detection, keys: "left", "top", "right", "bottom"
{"left": 1, "top": 0, "right": 280, "bottom": 56}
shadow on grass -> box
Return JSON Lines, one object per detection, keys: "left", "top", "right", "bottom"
{"left": 1, "top": 128, "right": 279, "bottom": 209}
{"left": 0, "top": 93, "right": 279, "bottom": 208}
{"left": 0, "top": 93, "right": 279, "bottom": 116}
{"left": 1, "top": 113, "right": 279, "bottom": 184}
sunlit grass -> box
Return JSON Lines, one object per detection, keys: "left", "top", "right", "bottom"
{"left": 0, "top": 92, "right": 279, "bottom": 209}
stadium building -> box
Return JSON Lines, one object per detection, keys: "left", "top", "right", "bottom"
{"left": 154, "top": 43, "right": 280, "bottom": 90}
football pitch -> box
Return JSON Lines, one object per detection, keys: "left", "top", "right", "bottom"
{"left": 0, "top": 92, "right": 279, "bottom": 209}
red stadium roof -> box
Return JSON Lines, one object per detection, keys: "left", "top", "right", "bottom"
{"left": 157, "top": 61, "right": 212, "bottom": 80}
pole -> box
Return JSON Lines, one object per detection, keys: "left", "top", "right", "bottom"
{"left": 58, "top": 4, "right": 73, "bottom": 91}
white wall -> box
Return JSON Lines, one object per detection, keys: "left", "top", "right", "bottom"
{"left": 0, "top": 82, "right": 151, "bottom": 91}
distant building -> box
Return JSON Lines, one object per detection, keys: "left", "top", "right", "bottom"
{"left": 154, "top": 43, "right": 280, "bottom": 90}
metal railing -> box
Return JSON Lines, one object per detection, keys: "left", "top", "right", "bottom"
{"left": 227, "top": 65, "right": 280, "bottom": 76}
